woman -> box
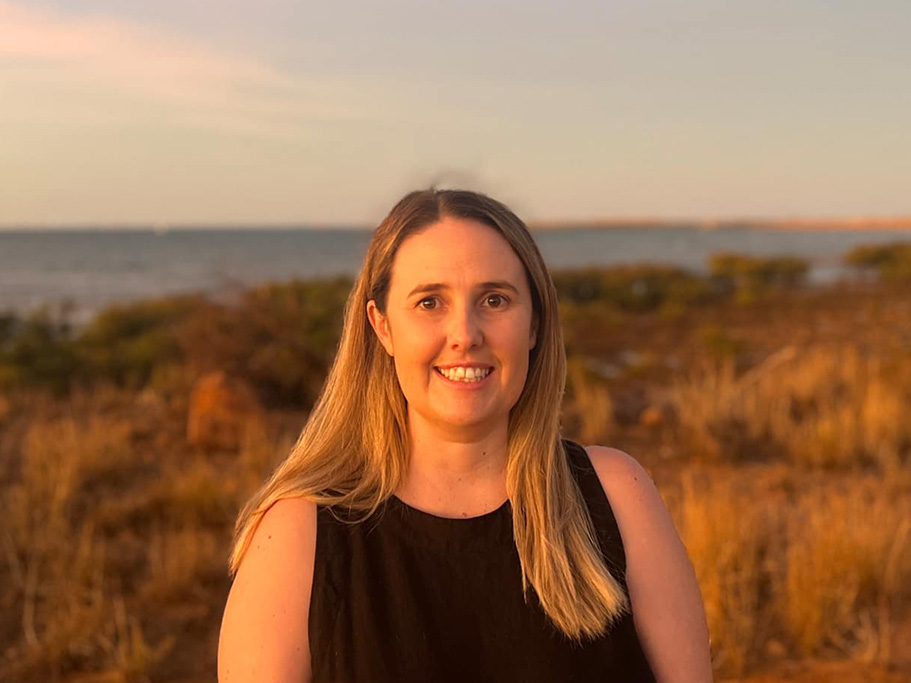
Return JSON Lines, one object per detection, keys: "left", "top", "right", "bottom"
{"left": 218, "top": 189, "right": 713, "bottom": 682}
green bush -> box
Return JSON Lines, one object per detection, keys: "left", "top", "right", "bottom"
{"left": 0, "top": 278, "right": 354, "bottom": 406}
{"left": 175, "top": 277, "right": 352, "bottom": 407}
{"left": 553, "top": 264, "right": 718, "bottom": 314}
{"left": 240, "top": 276, "right": 351, "bottom": 405}
{"left": 708, "top": 253, "right": 809, "bottom": 300}
{"left": 844, "top": 242, "right": 911, "bottom": 281}
{"left": 0, "top": 307, "right": 79, "bottom": 395}
{"left": 75, "top": 296, "right": 202, "bottom": 389}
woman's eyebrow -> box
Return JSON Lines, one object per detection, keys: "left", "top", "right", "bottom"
{"left": 406, "top": 281, "right": 520, "bottom": 298}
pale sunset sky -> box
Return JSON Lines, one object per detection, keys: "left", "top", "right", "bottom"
{"left": 1, "top": 0, "right": 909, "bottom": 227}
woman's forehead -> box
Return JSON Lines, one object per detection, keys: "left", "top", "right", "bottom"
{"left": 389, "top": 217, "right": 526, "bottom": 290}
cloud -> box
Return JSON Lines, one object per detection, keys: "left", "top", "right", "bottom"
{"left": 0, "top": 1, "right": 365, "bottom": 139}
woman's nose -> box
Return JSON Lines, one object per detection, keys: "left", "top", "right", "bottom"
{"left": 447, "top": 305, "right": 483, "bottom": 350}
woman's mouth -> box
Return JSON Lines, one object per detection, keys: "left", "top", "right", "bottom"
{"left": 434, "top": 366, "right": 494, "bottom": 384}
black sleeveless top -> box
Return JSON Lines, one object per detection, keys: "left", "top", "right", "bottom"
{"left": 309, "top": 439, "right": 657, "bottom": 682}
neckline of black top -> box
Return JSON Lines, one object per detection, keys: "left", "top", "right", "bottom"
{"left": 389, "top": 493, "right": 511, "bottom": 523}
{"left": 382, "top": 493, "right": 514, "bottom": 547}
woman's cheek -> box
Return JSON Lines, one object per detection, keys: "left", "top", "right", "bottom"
{"left": 401, "top": 319, "right": 437, "bottom": 366}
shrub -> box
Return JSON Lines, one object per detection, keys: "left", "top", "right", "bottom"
{"left": 0, "top": 307, "right": 79, "bottom": 395}
{"left": 74, "top": 295, "right": 202, "bottom": 390}
{"left": 176, "top": 277, "right": 351, "bottom": 407}
{"left": 708, "top": 253, "right": 808, "bottom": 301}
{"left": 844, "top": 242, "right": 911, "bottom": 281}
{"left": 553, "top": 264, "right": 717, "bottom": 314}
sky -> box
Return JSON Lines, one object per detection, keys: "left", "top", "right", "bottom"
{"left": 1, "top": 0, "right": 909, "bottom": 227}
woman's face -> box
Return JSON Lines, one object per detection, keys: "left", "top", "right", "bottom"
{"left": 367, "top": 216, "right": 537, "bottom": 438}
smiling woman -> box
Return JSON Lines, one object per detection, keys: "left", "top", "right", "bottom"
{"left": 365, "top": 216, "right": 538, "bottom": 470}
{"left": 217, "top": 189, "right": 713, "bottom": 683}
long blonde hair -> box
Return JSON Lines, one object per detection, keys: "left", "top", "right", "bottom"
{"left": 228, "top": 189, "right": 630, "bottom": 639}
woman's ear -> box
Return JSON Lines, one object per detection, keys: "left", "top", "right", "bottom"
{"left": 366, "top": 300, "right": 394, "bottom": 357}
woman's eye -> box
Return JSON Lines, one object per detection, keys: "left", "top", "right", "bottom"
{"left": 486, "top": 294, "right": 508, "bottom": 308}
{"left": 417, "top": 295, "right": 508, "bottom": 310}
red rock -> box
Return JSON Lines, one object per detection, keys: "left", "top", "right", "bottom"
{"left": 186, "top": 371, "right": 264, "bottom": 451}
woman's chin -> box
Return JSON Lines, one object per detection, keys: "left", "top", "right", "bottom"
{"left": 434, "top": 408, "right": 505, "bottom": 432}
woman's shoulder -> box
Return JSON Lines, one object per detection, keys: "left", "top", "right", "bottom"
{"left": 559, "top": 439, "right": 648, "bottom": 510}
{"left": 241, "top": 497, "right": 319, "bottom": 579}
{"left": 577, "top": 443, "right": 678, "bottom": 558}
{"left": 218, "top": 497, "right": 317, "bottom": 682}
{"left": 579, "top": 445, "right": 714, "bottom": 680}
{"left": 246, "top": 497, "right": 320, "bottom": 557}
{"left": 579, "top": 443, "right": 647, "bottom": 478}
{"left": 578, "top": 444, "right": 670, "bottom": 541}
{"left": 580, "top": 444, "right": 655, "bottom": 488}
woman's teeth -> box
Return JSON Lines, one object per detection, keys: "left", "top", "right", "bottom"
{"left": 436, "top": 366, "right": 492, "bottom": 382}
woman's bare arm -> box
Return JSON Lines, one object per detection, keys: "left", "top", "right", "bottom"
{"left": 585, "top": 445, "right": 713, "bottom": 683}
{"left": 218, "top": 497, "right": 317, "bottom": 683}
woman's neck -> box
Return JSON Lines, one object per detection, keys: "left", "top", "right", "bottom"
{"left": 396, "top": 417, "right": 509, "bottom": 518}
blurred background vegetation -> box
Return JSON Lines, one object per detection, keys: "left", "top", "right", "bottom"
{"left": 1, "top": 242, "right": 911, "bottom": 682}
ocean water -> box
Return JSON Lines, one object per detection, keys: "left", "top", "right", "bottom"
{"left": 1, "top": 226, "right": 908, "bottom": 326}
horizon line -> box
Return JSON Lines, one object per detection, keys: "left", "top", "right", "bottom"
{"left": 1, "top": 215, "right": 911, "bottom": 232}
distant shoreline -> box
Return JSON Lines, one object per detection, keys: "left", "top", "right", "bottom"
{"left": 527, "top": 217, "right": 911, "bottom": 232}
{"left": 2, "top": 217, "right": 911, "bottom": 233}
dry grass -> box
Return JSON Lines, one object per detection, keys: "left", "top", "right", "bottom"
{"left": 0, "top": 518, "right": 107, "bottom": 676}
{"left": 141, "top": 523, "right": 219, "bottom": 604}
{"left": 667, "top": 464, "right": 911, "bottom": 679}
{"left": 0, "top": 385, "right": 292, "bottom": 680}
{"left": 157, "top": 457, "right": 235, "bottom": 526}
{"left": 0, "top": 404, "right": 173, "bottom": 680}
{"left": 237, "top": 419, "right": 293, "bottom": 495}
{"left": 777, "top": 483, "right": 911, "bottom": 662}
{"left": 0, "top": 393, "right": 11, "bottom": 424}
{"left": 669, "top": 344, "right": 911, "bottom": 469}
{"left": 103, "top": 596, "right": 174, "bottom": 683}
{"left": 563, "top": 355, "right": 616, "bottom": 445}
{"left": 6, "top": 387, "right": 909, "bottom": 681}
{"left": 671, "top": 467, "right": 783, "bottom": 676}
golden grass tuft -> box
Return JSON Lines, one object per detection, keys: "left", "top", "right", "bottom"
{"left": 0, "top": 406, "right": 175, "bottom": 680}
{"left": 4, "top": 413, "right": 134, "bottom": 571}
{"left": 141, "top": 523, "right": 219, "bottom": 604}
{"left": 237, "top": 420, "right": 292, "bottom": 495}
{"left": 666, "top": 464, "right": 911, "bottom": 678}
{"left": 669, "top": 344, "right": 911, "bottom": 469}
{"left": 672, "top": 467, "right": 782, "bottom": 676}
{"left": 105, "top": 595, "right": 174, "bottom": 683}
{"left": 563, "top": 356, "right": 616, "bottom": 445}
{"left": 777, "top": 483, "right": 911, "bottom": 661}
{"left": 156, "top": 457, "right": 234, "bottom": 526}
